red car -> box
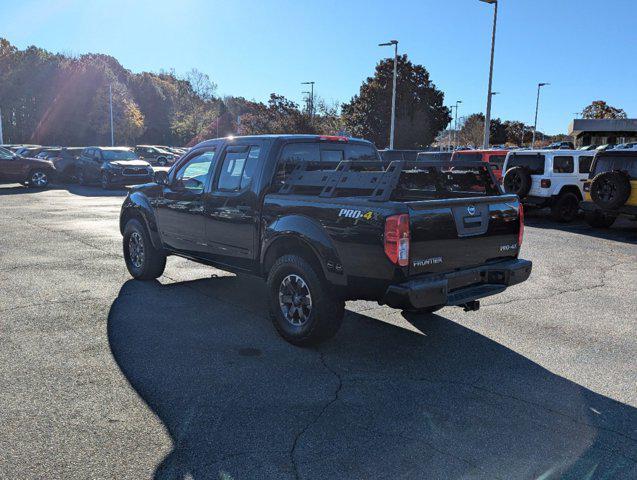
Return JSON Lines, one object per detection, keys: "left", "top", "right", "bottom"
{"left": 451, "top": 150, "right": 508, "bottom": 181}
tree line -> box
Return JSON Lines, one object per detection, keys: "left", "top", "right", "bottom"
{"left": 0, "top": 38, "right": 627, "bottom": 149}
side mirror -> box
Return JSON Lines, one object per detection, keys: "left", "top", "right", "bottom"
{"left": 154, "top": 170, "right": 169, "bottom": 185}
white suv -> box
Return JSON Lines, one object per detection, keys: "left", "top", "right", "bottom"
{"left": 502, "top": 149, "right": 595, "bottom": 222}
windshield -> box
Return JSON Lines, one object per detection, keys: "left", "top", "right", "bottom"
{"left": 102, "top": 150, "right": 139, "bottom": 161}
{"left": 0, "top": 146, "right": 14, "bottom": 159}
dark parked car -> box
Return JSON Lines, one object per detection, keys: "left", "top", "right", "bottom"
{"left": 0, "top": 146, "right": 56, "bottom": 187}
{"left": 35, "top": 147, "right": 84, "bottom": 181}
{"left": 13, "top": 146, "right": 50, "bottom": 158}
{"left": 77, "top": 147, "right": 153, "bottom": 189}
{"left": 119, "top": 134, "right": 531, "bottom": 345}
{"left": 134, "top": 145, "right": 177, "bottom": 166}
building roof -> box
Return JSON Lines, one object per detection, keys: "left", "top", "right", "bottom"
{"left": 569, "top": 118, "right": 637, "bottom": 136}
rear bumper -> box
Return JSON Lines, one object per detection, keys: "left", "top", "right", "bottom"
{"left": 382, "top": 259, "right": 532, "bottom": 310}
{"left": 580, "top": 200, "right": 637, "bottom": 218}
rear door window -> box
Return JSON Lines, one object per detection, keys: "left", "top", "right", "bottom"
{"left": 553, "top": 156, "right": 574, "bottom": 173}
{"left": 217, "top": 145, "right": 261, "bottom": 191}
{"left": 507, "top": 154, "right": 545, "bottom": 175}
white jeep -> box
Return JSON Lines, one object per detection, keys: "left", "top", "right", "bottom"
{"left": 502, "top": 149, "right": 595, "bottom": 222}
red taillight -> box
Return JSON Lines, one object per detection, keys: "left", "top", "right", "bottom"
{"left": 384, "top": 214, "right": 410, "bottom": 267}
{"left": 319, "top": 135, "right": 348, "bottom": 142}
{"left": 518, "top": 204, "right": 524, "bottom": 249}
{"left": 583, "top": 181, "right": 591, "bottom": 192}
{"left": 540, "top": 178, "right": 551, "bottom": 188}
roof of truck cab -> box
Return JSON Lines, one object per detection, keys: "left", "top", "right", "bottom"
{"left": 192, "top": 134, "right": 374, "bottom": 149}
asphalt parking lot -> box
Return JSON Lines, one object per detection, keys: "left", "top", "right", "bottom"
{"left": 1, "top": 184, "right": 635, "bottom": 480}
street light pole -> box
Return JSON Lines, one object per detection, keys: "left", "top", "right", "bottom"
{"left": 109, "top": 84, "right": 114, "bottom": 146}
{"left": 0, "top": 107, "right": 4, "bottom": 145}
{"left": 301, "top": 81, "right": 315, "bottom": 122}
{"left": 453, "top": 100, "right": 462, "bottom": 148}
{"left": 379, "top": 40, "right": 398, "bottom": 149}
{"left": 532, "top": 82, "right": 549, "bottom": 148}
{"left": 480, "top": 0, "right": 498, "bottom": 149}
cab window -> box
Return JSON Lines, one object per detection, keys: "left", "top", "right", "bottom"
{"left": 175, "top": 150, "right": 217, "bottom": 192}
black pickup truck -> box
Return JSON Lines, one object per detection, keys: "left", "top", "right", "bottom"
{"left": 120, "top": 134, "right": 531, "bottom": 345}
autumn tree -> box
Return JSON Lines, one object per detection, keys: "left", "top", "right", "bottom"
{"left": 582, "top": 101, "right": 627, "bottom": 119}
{"left": 341, "top": 55, "right": 450, "bottom": 149}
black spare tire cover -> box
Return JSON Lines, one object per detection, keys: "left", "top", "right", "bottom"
{"left": 503, "top": 166, "right": 532, "bottom": 198}
{"left": 590, "top": 171, "right": 631, "bottom": 210}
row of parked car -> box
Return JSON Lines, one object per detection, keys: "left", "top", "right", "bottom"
{"left": 1, "top": 139, "right": 635, "bottom": 229}
{"left": 0, "top": 144, "right": 189, "bottom": 189}
{"left": 379, "top": 147, "right": 636, "bottom": 228}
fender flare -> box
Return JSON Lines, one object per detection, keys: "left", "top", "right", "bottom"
{"left": 261, "top": 215, "right": 346, "bottom": 286}
{"left": 120, "top": 192, "right": 163, "bottom": 250}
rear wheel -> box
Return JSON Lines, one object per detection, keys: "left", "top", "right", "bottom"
{"left": 157, "top": 156, "right": 168, "bottom": 166}
{"left": 550, "top": 192, "right": 579, "bottom": 222}
{"left": 123, "top": 219, "right": 166, "bottom": 280}
{"left": 585, "top": 211, "right": 617, "bottom": 228}
{"left": 267, "top": 254, "right": 344, "bottom": 346}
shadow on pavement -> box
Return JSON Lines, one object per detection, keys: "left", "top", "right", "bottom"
{"left": 108, "top": 276, "right": 637, "bottom": 480}
{"left": 0, "top": 183, "right": 128, "bottom": 197}
{"left": 524, "top": 208, "right": 637, "bottom": 244}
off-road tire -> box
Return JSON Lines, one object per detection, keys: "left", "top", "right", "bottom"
{"left": 123, "top": 218, "right": 166, "bottom": 280}
{"left": 550, "top": 192, "right": 580, "bottom": 222}
{"left": 503, "top": 166, "right": 532, "bottom": 198}
{"left": 267, "top": 254, "right": 344, "bottom": 346}
{"left": 590, "top": 171, "right": 631, "bottom": 210}
{"left": 585, "top": 211, "right": 617, "bottom": 228}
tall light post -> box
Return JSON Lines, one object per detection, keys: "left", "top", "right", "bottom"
{"left": 302, "top": 91, "right": 312, "bottom": 116}
{"left": 379, "top": 40, "right": 398, "bottom": 149}
{"left": 109, "top": 84, "right": 114, "bottom": 146}
{"left": 480, "top": 0, "right": 498, "bottom": 149}
{"left": 452, "top": 100, "right": 462, "bottom": 149}
{"left": 301, "top": 81, "right": 315, "bottom": 121}
{"left": 532, "top": 82, "right": 549, "bottom": 148}
{"left": 0, "top": 107, "right": 4, "bottom": 145}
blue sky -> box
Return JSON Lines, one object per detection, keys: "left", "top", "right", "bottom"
{"left": 3, "top": 0, "right": 636, "bottom": 134}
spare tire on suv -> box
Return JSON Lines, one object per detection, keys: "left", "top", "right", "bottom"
{"left": 503, "top": 166, "right": 532, "bottom": 198}
{"left": 590, "top": 171, "right": 631, "bottom": 210}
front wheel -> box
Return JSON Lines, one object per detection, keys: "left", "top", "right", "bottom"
{"left": 101, "top": 172, "right": 112, "bottom": 190}
{"left": 27, "top": 170, "right": 50, "bottom": 188}
{"left": 267, "top": 254, "right": 344, "bottom": 346}
{"left": 123, "top": 219, "right": 166, "bottom": 280}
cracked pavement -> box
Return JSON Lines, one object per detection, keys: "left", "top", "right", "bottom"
{"left": 0, "top": 184, "right": 636, "bottom": 479}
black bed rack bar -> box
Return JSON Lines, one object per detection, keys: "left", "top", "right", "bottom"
{"left": 278, "top": 160, "right": 407, "bottom": 202}
{"left": 277, "top": 159, "right": 491, "bottom": 202}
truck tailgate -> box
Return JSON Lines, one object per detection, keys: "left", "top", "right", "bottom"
{"left": 407, "top": 194, "right": 521, "bottom": 276}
